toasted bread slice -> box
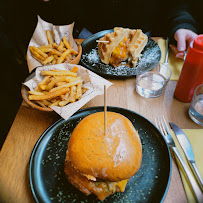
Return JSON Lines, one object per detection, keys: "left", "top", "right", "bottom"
{"left": 98, "top": 27, "right": 130, "bottom": 64}
{"left": 128, "top": 29, "right": 142, "bottom": 49}
{"left": 129, "top": 32, "right": 148, "bottom": 66}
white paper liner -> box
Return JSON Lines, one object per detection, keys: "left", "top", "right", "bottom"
{"left": 27, "top": 16, "right": 78, "bottom": 73}
{"left": 23, "top": 63, "right": 113, "bottom": 120}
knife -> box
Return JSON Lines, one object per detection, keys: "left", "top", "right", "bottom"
{"left": 169, "top": 122, "right": 203, "bottom": 191}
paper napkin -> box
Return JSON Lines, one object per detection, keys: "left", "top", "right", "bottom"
{"left": 170, "top": 129, "right": 203, "bottom": 202}
{"left": 158, "top": 39, "right": 184, "bottom": 80}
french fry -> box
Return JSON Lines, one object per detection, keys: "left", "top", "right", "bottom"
{"left": 49, "top": 100, "right": 60, "bottom": 107}
{"left": 55, "top": 82, "right": 67, "bottom": 86}
{"left": 32, "top": 46, "right": 48, "bottom": 58}
{"left": 41, "top": 55, "right": 54, "bottom": 65}
{"left": 30, "top": 47, "right": 45, "bottom": 61}
{"left": 41, "top": 70, "right": 77, "bottom": 77}
{"left": 57, "top": 41, "right": 65, "bottom": 51}
{"left": 49, "top": 49, "right": 62, "bottom": 56}
{"left": 69, "top": 86, "right": 77, "bottom": 103}
{"left": 50, "top": 98, "right": 57, "bottom": 103}
{"left": 65, "top": 54, "right": 74, "bottom": 62}
{"left": 75, "top": 83, "right": 82, "bottom": 100}
{"left": 46, "top": 30, "right": 54, "bottom": 44}
{"left": 38, "top": 76, "right": 51, "bottom": 90}
{"left": 30, "top": 54, "right": 43, "bottom": 64}
{"left": 63, "top": 36, "right": 72, "bottom": 49}
{"left": 60, "top": 92, "right": 70, "bottom": 100}
{"left": 68, "top": 76, "right": 81, "bottom": 83}
{"left": 36, "top": 100, "right": 52, "bottom": 107}
{"left": 70, "top": 49, "right": 78, "bottom": 56}
{"left": 42, "top": 100, "right": 52, "bottom": 106}
{"left": 38, "top": 45, "right": 52, "bottom": 52}
{"left": 58, "top": 49, "right": 78, "bottom": 64}
{"left": 49, "top": 79, "right": 83, "bottom": 93}
{"left": 71, "top": 66, "right": 78, "bottom": 73}
{"left": 57, "top": 49, "right": 72, "bottom": 64}
{"left": 28, "top": 91, "right": 45, "bottom": 96}
{"left": 58, "top": 86, "right": 76, "bottom": 106}
{"left": 58, "top": 100, "right": 69, "bottom": 107}
{"left": 36, "top": 101, "right": 47, "bottom": 108}
{"left": 29, "top": 87, "right": 70, "bottom": 100}
{"left": 38, "top": 76, "right": 51, "bottom": 85}
{"left": 39, "top": 84, "right": 47, "bottom": 90}
{"left": 49, "top": 70, "right": 70, "bottom": 72}
{"left": 53, "top": 55, "right": 58, "bottom": 60}
{"left": 51, "top": 59, "right": 56, "bottom": 65}
{"left": 45, "top": 76, "right": 70, "bottom": 91}
{"left": 52, "top": 42, "right": 58, "bottom": 49}
{"left": 60, "top": 48, "right": 67, "bottom": 52}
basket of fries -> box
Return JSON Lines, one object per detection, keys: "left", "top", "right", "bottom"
{"left": 27, "top": 16, "right": 82, "bottom": 72}
{"left": 22, "top": 66, "right": 86, "bottom": 112}
{"left": 21, "top": 63, "right": 113, "bottom": 119}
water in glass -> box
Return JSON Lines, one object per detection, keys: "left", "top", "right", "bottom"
{"left": 136, "top": 72, "right": 166, "bottom": 98}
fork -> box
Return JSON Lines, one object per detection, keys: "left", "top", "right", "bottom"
{"left": 155, "top": 117, "right": 203, "bottom": 202}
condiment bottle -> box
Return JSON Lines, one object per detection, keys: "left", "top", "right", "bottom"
{"left": 174, "top": 34, "right": 203, "bottom": 102}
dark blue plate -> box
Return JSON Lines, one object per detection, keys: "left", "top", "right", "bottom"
{"left": 80, "top": 30, "right": 161, "bottom": 78}
{"left": 29, "top": 106, "right": 171, "bottom": 203}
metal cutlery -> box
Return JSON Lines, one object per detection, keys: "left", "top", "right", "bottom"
{"left": 169, "top": 122, "right": 203, "bottom": 191}
{"left": 164, "top": 37, "right": 169, "bottom": 64}
{"left": 160, "top": 37, "right": 169, "bottom": 77}
{"left": 155, "top": 117, "right": 203, "bottom": 202}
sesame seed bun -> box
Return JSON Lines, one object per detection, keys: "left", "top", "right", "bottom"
{"left": 67, "top": 111, "right": 142, "bottom": 182}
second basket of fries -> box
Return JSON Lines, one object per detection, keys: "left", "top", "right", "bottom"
{"left": 27, "top": 16, "right": 82, "bottom": 73}
{"left": 22, "top": 63, "right": 113, "bottom": 120}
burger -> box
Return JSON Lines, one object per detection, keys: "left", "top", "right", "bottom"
{"left": 64, "top": 111, "right": 142, "bottom": 200}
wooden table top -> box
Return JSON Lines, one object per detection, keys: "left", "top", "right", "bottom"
{"left": 0, "top": 38, "right": 202, "bottom": 203}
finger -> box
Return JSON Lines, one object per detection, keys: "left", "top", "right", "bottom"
{"left": 176, "top": 52, "right": 184, "bottom": 60}
{"left": 170, "top": 44, "right": 185, "bottom": 59}
{"left": 175, "top": 32, "right": 186, "bottom": 52}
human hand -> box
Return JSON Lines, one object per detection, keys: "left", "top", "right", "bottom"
{"left": 170, "top": 29, "right": 197, "bottom": 59}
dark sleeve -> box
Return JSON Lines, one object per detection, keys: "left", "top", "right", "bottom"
{"left": 167, "top": 1, "right": 197, "bottom": 44}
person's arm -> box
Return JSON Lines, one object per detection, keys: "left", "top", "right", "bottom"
{"left": 167, "top": 1, "right": 197, "bottom": 58}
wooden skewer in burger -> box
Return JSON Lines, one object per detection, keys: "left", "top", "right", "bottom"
{"left": 64, "top": 85, "right": 142, "bottom": 200}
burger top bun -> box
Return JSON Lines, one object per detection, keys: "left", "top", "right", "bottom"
{"left": 68, "top": 111, "right": 142, "bottom": 182}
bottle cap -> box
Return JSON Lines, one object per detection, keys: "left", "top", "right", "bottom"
{"left": 193, "top": 34, "right": 203, "bottom": 51}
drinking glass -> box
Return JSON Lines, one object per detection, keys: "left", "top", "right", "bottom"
{"left": 189, "top": 84, "right": 203, "bottom": 126}
{"left": 136, "top": 61, "right": 172, "bottom": 98}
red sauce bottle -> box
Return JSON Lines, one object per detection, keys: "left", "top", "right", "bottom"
{"left": 174, "top": 35, "right": 203, "bottom": 102}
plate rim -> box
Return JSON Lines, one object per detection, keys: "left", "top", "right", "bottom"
{"left": 29, "top": 106, "right": 172, "bottom": 203}
{"left": 80, "top": 29, "right": 161, "bottom": 78}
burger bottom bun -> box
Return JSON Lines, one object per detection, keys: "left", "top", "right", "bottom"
{"left": 64, "top": 151, "right": 124, "bottom": 201}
